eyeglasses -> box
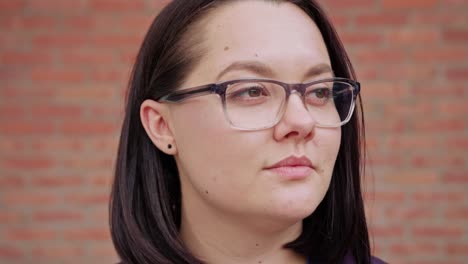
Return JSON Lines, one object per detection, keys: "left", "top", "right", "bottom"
{"left": 157, "top": 77, "right": 360, "bottom": 131}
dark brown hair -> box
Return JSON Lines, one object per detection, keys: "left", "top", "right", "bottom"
{"left": 110, "top": 0, "right": 370, "bottom": 263}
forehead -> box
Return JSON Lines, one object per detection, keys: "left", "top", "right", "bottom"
{"left": 185, "top": 0, "right": 331, "bottom": 84}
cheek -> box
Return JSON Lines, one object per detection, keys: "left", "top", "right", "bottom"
{"left": 171, "top": 99, "right": 258, "bottom": 195}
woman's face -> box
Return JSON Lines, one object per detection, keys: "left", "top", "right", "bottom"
{"left": 169, "top": 1, "right": 340, "bottom": 225}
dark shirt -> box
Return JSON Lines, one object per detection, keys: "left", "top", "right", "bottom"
{"left": 307, "top": 254, "right": 386, "bottom": 264}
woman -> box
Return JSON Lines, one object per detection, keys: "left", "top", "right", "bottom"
{"left": 110, "top": 0, "right": 386, "bottom": 263}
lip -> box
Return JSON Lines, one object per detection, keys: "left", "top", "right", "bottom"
{"left": 265, "top": 156, "right": 314, "bottom": 180}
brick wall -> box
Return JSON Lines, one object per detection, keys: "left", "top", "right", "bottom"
{"left": 0, "top": 0, "right": 466, "bottom": 263}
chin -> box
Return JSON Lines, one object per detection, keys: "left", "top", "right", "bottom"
{"left": 268, "top": 195, "right": 322, "bottom": 224}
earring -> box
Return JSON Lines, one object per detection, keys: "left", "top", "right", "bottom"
{"left": 168, "top": 144, "right": 172, "bottom": 149}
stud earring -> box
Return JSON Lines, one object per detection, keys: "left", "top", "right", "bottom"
{"left": 168, "top": 144, "right": 172, "bottom": 149}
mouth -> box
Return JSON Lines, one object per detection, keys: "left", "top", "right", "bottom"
{"left": 265, "top": 156, "right": 314, "bottom": 180}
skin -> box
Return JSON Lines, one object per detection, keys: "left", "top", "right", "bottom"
{"left": 140, "top": 1, "right": 341, "bottom": 263}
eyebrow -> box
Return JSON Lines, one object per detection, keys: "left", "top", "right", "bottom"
{"left": 216, "top": 60, "right": 333, "bottom": 81}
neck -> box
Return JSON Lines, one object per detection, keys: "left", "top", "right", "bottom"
{"left": 179, "top": 198, "right": 306, "bottom": 264}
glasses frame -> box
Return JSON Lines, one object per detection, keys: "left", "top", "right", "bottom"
{"left": 157, "top": 77, "right": 361, "bottom": 130}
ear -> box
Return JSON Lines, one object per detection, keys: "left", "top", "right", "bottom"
{"left": 140, "top": 99, "right": 177, "bottom": 155}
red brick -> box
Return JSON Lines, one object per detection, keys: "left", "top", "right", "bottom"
{"left": 354, "top": 66, "right": 378, "bottom": 80}
{"left": 6, "top": 228, "right": 57, "bottom": 241}
{"left": 442, "top": 171, "right": 468, "bottom": 184}
{"left": 365, "top": 191, "right": 406, "bottom": 203}
{"left": 91, "top": 68, "right": 130, "bottom": 82}
{"left": 412, "top": 191, "right": 464, "bottom": 203}
{"left": 61, "top": 50, "right": 116, "bottom": 65}
{"left": 370, "top": 225, "right": 404, "bottom": 237}
{"left": 446, "top": 243, "right": 468, "bottom": 255}
{"left": 1, "top": 51, "right": 53, "bottom": 65}
{"left": 32, "top": 245, "right": 84, "bottom": 258}
{"left": 411, "top": 155, "right": 464, "bottom": 168}
{"left": 63, "top": 228, "right": 110, "bottom": 241}
{"left": 412, "top": 47, "right": 468, "bottom": 63}
{"left": 355, "top": 13, "right": 407, "bottom": 27}
{"left": 33, "top": 211, "right": 83, "bottom": 222}
{"left": 54, "top": 85, "right": 115, "bottom": 102}
{"left": 0, "top": 139, "right": 25, "bottom": 153}
{"left": 65, "top": 193, "right": 109, "bottom": 206}
{"left": 438, "top": 101, "right": 468, "bottom": 116}
{"left": 33, "top": 33, "right": 90, "bottom": 49}
{"left": 26, "top": 0, "right": 88, "bottom": 13}
{"left": 91, "top": 174, "right": 114, "bottom": 187}
{"left": 31, "top": 139, "right": 84, "bottom": 152}
{"left": 387, "top": 135, "right": 437, "bottom": 150}
{"left": 412, "top": 119, "right": 464, "bottom": 133}
{"left": 0, "top": 16, "right": 56, "bottom": 32}
{"left": 444, "top": 208, "right": 468, "bottom": 220}
{"left": 411, "top": 84, "right": 464, "bottom": 99}
{"left": 388, "top": 28, "right": 439, "bottom": 45}
{"left": 367, "top": 154, "right": 403, "bottom": 167}
{"left": 365, "top": 118, "right": 406, "bottom": 134}
{"left": 360, "top": 80, "right": 407, "bottom": 100}
{"left": 145, "top": 0, "right": 170, "bottom": 10}
{"left": 2, "top": 157, "right": 55, "bottom": 170}
{"left": 91, "top": 34, "right": 144, "bottom": 48}
{"left": 63, "top": 157, "right": 113, "bottom": 170}
{"left": 1, "top": 85, "right": 56, "bottom": 98}
{"left": 0, "top": 175, "right": 25, "bottom": 188}
{"left": 31, "top": 105, "right": 83, "bottom": 119}
{"left": 0, "top": 212, "right": 23, "bottom": 224}
{"left": 390, "top": 242, "right": 439, "bottom": 256}
{"left": 31, "top": 175, "right": 84, "bottom": 188}
{"left": 90, "top": 0, "right": 145, "bottom": 11}
{"left": 385, "top": 207, "right": 436, "bottom": 220}
{"left": 443, "top": 29, "right": 468, "bottom": 42}
{"left": 321, "top": 0, "right": 376, "bottom": 9}
{"left": 90, "top": 138, "right": 119, "bottom": 152}
{"left": 384, "top": 170, "right": 439, "bottom": 185}
{"left": 446, "top": 68, "right": 468, "bottom": 80}
{"left": 382, "top": 65, "right": 436, "bottom": 80}
{"left": 353, "top": 49, "right": 406, "bottom": 64}
{"left": 60, "top": 121, "right": 117, "bottom": 135}
{"left": 0, "top": 1, "right": 25, "bottom": 12}
{"left": 90, "top": 105, "right": 125, "bottom": 119}
{"left": 341, "top": 32, "right": 383, "bottom": 46}
{"left": 412, "top": 226, "right": 463, "bottom": 238}
{"left": 3, "top": 192, "right": 60, "bottom": 206}
{"left": 384, "top": 102, "right": 433, "bottom": 117}
{"left": 413, "top": 12, "right": 467, "bottom": 26}
{"left": 31, "top": 68, "right": 86, "bottom": 83}
{"left": 90, "top": 244, "right": 119, "bottom": 258}
{"left": 383, "top": 0, "right": 438, "bottom": 9}
{"left": 445, "top": 0, "right": 468, "bottom": 6}
{"left": 120, "top": 51, "right": 138, "bottom": 64}
{"left": 0, "top": 246, "right": 23, "bottom": 259}
{"left": 117, "top": 14, "right": 154, "bottom": 31}
{"left": 0, "top": 105, "right": 25, "bottom": 119}
{"left": 446, "top": 136, "right": 468, "bottom": 149}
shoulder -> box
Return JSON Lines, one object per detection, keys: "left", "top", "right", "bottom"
{"left": 371, "top": 256, "right": 387, "bottom": 264}
{"left": 343, "top": 254, "right": 387, "bottom": 264}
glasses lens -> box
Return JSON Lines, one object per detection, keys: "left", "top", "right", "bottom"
{"left": 224, "top": 80, "right": 355, "bottom": 129}
{"left": 304, "top": 81, "right": 354, "bottom": 127}
{"left": 225, "top": 81, "right": 285, "bottom": 129}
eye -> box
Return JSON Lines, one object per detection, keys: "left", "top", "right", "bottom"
{"left": 228, "top": 85, "right": 270, "bottom": 99}
{"left": 306, "top": 88, "right": 331, "bottom": 106}
{"left": 314, "top": 88, "right": 330, "bottom": 99}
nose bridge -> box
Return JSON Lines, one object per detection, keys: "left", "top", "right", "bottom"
{"left": 285, "top": 83, "right": 307, "bottom": 109}
{"left": 274, "top": 82, "right": 315, "bottom": 140}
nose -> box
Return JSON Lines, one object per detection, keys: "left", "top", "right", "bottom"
{"left": 273, "top": 93, "right": 316, "bottom": 141}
